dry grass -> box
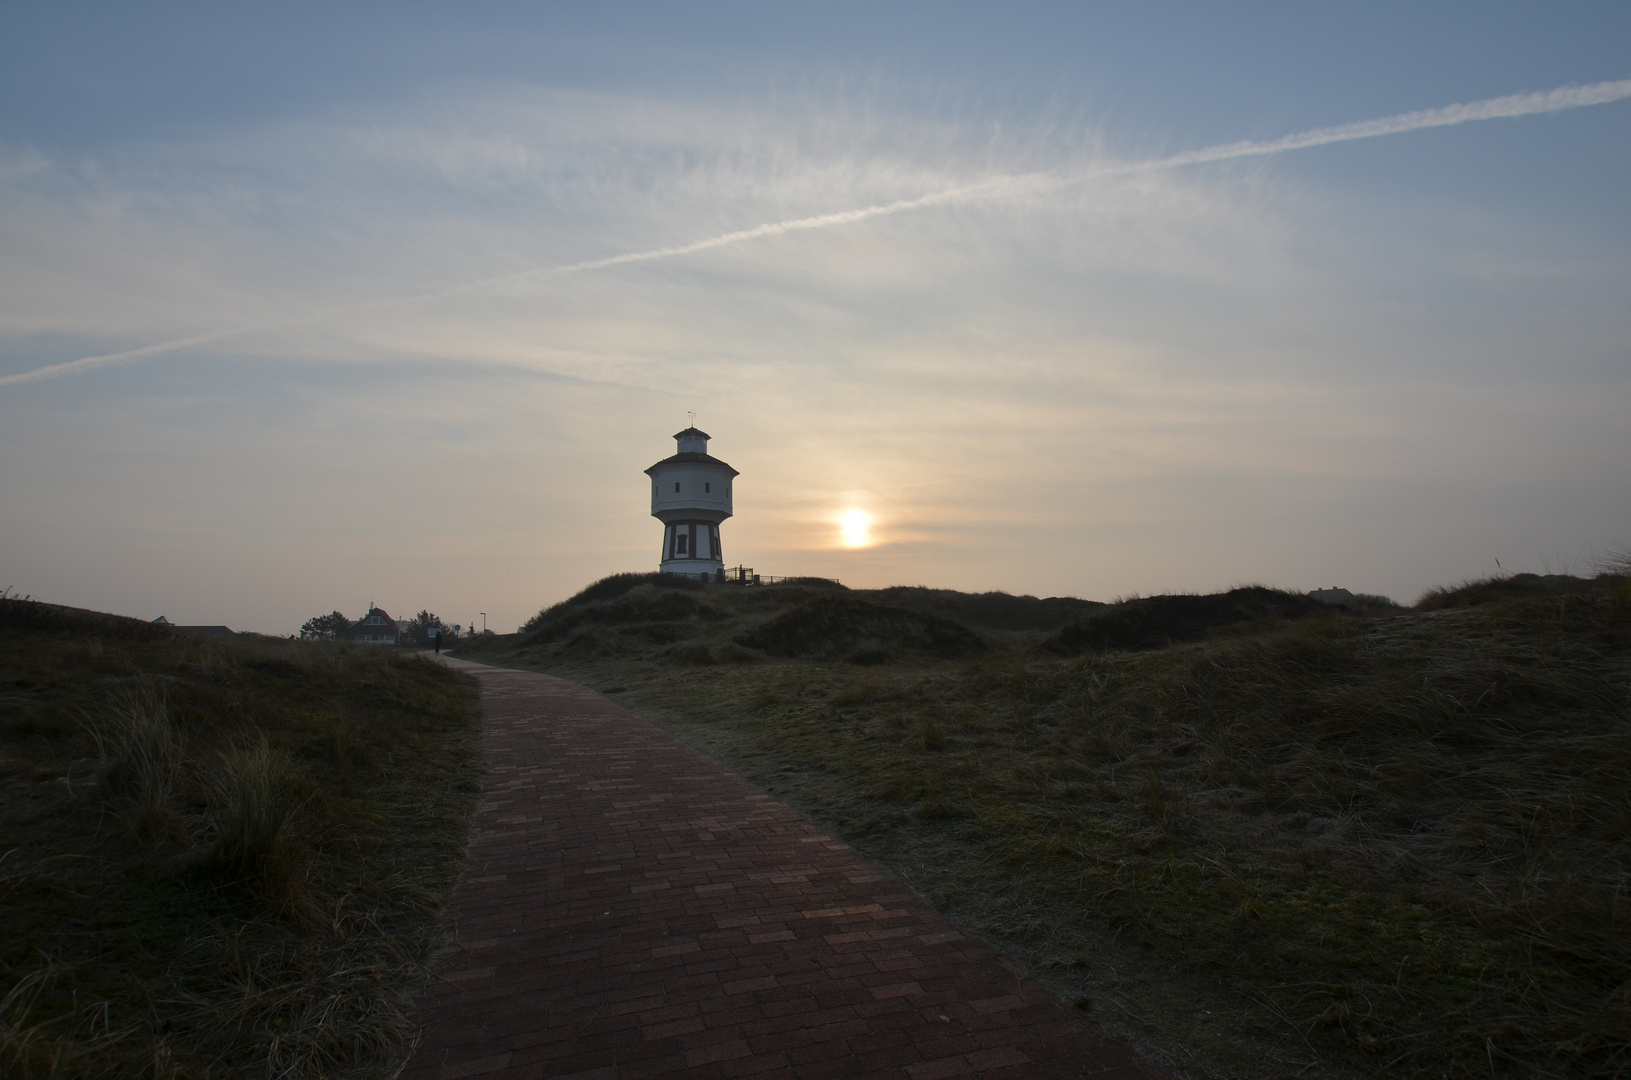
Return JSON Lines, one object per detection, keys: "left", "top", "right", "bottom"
{"left": 460, "top": 570, "right": 1631, "bottom": 1079}
{"left": 0, "top": 599, "right": 483, "bottom": 1079}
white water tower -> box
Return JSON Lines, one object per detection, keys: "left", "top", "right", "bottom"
{"left": 646, "top": 426, "right": 738, "bottom": 580}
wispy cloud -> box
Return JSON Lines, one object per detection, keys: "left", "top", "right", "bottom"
{"left": 3, "top": 77, "right": 1625, "bottom": 391}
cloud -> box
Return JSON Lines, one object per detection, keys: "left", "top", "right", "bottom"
{"left": 3, "top": 77, "right": 1625, "bottom": 390}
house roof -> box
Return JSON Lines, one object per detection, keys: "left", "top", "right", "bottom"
{"left": 673, "top": 426, "right": 710, "bottom": 440}
{"left": 348, "top": 606, "right": 396, "bottom": 630}
{"left": 645, "top": 451, "right": 739, "bottom": 476}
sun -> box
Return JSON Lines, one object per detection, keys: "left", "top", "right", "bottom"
{"left": 839, "top": 509, "right": 872, "bottom": 548}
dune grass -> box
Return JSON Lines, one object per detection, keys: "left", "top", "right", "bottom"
{"left": 0, "top": 599, "right": 482, "bottom": 1079}
{"left": 460, "top": 570, "right": 1630, "bottom": 1079}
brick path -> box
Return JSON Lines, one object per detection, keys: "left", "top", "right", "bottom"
{"left": 403, "top": 660, "right": 1165, "bottom": 1080}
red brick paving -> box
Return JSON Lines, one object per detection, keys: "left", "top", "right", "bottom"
{"left": 403, "top": 660, "right": 1166, "bottom": 1080}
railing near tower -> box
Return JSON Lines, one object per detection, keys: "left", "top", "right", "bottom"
{"left": 717, "top": 566, "right": 840, "bottom": 587}
{"left": 657, "top": 567, "right": 842, "bottom": 587}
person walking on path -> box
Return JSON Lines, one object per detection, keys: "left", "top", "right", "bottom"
{"left": 406, "top": 657, "right": 1166, "bottom": 1080}
{"left": 432, "top": 628, "right": 442, "bottom": 654}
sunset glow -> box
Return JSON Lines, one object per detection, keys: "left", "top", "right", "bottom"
{"left": 839, "top": 510, "right": 873, "bottom": 549}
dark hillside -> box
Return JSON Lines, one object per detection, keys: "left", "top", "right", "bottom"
{"left": 0, "top": 598, "right": 481, "bottom": 1079}
{"left": 867, "top": 586, "right": 1103, "bottom": 631}
{"left": 523, "top": 587, "right": 724, "bottom": 645}
{"left": 1044, "top": 585, "right": 1334, "bottom": 654}
{"left": 519, "top": 571, "right": 705, "bottom": 632}
{"left": 490, "top": 576, "right": 1105, "bottom": 667}
{"left": 491, "top": 578, "right": 1011, "bottom": 667}
{"left": 733, "top": 594, "right": 987, "bottom": 663}
{"left": 0, "top": 597, "right": 173, "bottom": 641}
{"left": 1416, "top": 570, "right": 1601, "bottom": 611}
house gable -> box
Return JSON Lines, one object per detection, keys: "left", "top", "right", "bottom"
{"left": 346, "top": 606, "right": 399, "bottom": 644}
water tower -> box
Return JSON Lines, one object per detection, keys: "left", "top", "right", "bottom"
{"left": 646, "top": 426, "right": 738, "bottom": 580}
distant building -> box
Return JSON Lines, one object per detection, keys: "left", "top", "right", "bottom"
{"left": 1308, "top": 587, "right": 1356, "bottom": 606}
{"left": 152, "top": 616, "right": 235, "bottom": 635}
{"left": 347, "top": 606, "right": 399, "bottom": 645}
{"left": 646, "top": 427, "right": 738, "bottom": 581}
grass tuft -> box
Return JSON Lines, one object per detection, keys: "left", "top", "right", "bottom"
{"left": 85, "top": 685, "right": 187, "bottom": 850}
{"left": 208, "top": 738, "right": 319, "bottom": 918}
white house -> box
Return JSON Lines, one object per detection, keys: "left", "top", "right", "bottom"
{"left": 645, "top": 426, "right": 738, "bottom": 580}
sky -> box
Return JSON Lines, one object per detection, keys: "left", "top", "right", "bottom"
{"left": 1, "top": 3, "right": 1628, "bottom": 635}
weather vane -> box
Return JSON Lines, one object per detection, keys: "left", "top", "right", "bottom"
{"left": 687, "top": 410, "right": 696, "bottom": 427}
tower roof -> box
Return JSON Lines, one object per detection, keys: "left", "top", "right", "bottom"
{"left": 649, "top": 425, "right": 736, "bottom": 475}
{"left": 645, "top": 451, "right": 738, "bottom": 476}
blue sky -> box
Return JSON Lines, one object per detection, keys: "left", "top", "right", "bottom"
{"left": 2, "top": 3, "right": 1627, "bottom": 633}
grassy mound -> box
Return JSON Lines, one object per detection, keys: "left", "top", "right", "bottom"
{"left": 527, "top": 588, "right": 722, "bottom": 647}
{"left": 1044, "top": 585, "right": 1335, "bottom": 654}
{"left": 1415, "top": 571, "right": 1605, "bottom": 611}
{"left": 518, "top": 571, "right": 705, "bottom": 633}
{"left": 0, "top": 599, "right": 482, "bottom": 1079}
{"left": 870, "top": 586, "right": 1103, "bottom": 631}
{"left": 734, "top": 595, "right": 987, "bottom": 664}
{"left": 460, "top": 569, "right": 1631, "bottom": 1079}
{"left": 481, "top": 575, "right": 1104, "bottom": 668}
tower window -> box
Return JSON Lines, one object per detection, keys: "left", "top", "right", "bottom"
{"left": 675, "top": 532, "right": 689, "bottom": 555}
{"left": 705, "top": 482, "right": 711, "bottom": 493}
{"left": 674, "top": 482, "right": 680, "bottom": 492}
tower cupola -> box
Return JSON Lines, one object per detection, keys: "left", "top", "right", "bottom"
{"left": 645, "top": 427, "right": 739, "bottom": 580}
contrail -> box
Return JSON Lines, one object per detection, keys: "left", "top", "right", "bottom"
{"left": 0, "top": 327, "right": 264, "bottom": 388}
{"left": 398, "top": 178, "right": 1031, "bottom": 304}
{"left": 1141, "top": 78, "right": 1631, "bottom": 170}
{"left": 4, "top": 77, "right": 1627, "bottom": 390}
